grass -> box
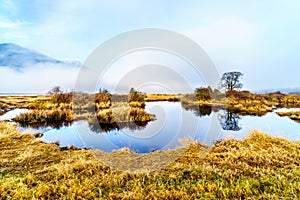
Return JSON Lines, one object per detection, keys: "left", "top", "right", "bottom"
{"left": 0, "top": 121, "right": 300, "bottom": 199}
{"left": 145, "top": 94, "right": 179, "bottom": 102}
{"left": 95, "top": 103, "right": 155, "bottom": 124}
{"left": 277, "top": 110, "right": 300, "bottom": 121}
{"left": 180, "top": 91, "right": 300, "bottom": 116}
{"left": 13, "top": 109, "right": 73, "bottom": 124}
{"left": 0, "top": 94, "right": 155, "bottom": 126}
{"left": 2, "top": 92, "right": 300, "bottom": 118}
{"left": 0, "top": 95, "right": 51, "bottom": 109}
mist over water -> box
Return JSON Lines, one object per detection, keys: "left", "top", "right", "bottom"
{"left": 0, "top": 63, "right": 80, "bottom": 93}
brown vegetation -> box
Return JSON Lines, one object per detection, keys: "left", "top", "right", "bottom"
{"left": 14, "top": 109, "right": 73, "bottom": 124}
{"left": 145, "top": 94, "right": 179, "bottom": 102}
{"left": 1, "top": 89, "right": 155, "bottom": 126}
{"left": 95, "top": 103, "right": 155, "bottom": 124}
{"left": 276, "top": 110, "right": 300, "bottom": 121}
{"left": 226, "top": 91, "right": 300, "bottom": 116}
{"left": 0, "top": 122, "right": 300, "bottom": 199}
{"left": 178, "top": 90, "right": 300, "bottom": 116}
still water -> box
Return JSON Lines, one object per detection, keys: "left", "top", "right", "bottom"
{"left": 3, "top": 102, "right": 300, "bottom": 153}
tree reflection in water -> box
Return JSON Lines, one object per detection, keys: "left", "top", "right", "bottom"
{"left": 218, "top": 111, "right": 241, "bottom": 131}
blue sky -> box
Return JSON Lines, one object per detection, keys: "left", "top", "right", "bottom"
{"left": 1, "top": 0, "right": 300, "bottom": 92}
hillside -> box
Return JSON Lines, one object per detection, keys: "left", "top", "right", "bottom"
{"left": 0, "top": 43, "right": 69, "bottom": 69}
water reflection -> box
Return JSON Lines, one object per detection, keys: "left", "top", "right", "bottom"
{"left": 88, "top": 120, "right": 149, "bottom": 132}
{"left": 218, "top": 111, "right": 242, "bottom": 131}
{"left": 181, "top": 103, "right": 242, "bottom": 131}
{"left": 19, "top": 121, "right": 73, "bottom": 129}
{"left": 181, "top": 103, "right": 212, "bottom": 116}
{"left": 8, "top": 102, "right": 300, "bottom": 153}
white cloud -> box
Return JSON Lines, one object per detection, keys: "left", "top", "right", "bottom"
{"left": 0, "top": 21, "right": 20, "bottom": 28}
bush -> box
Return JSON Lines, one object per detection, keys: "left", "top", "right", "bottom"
{"left": 128, "top": 88, "right": 145, "bottom": 103}
{"left": 52, "top": 93, "right": 73, "bottom": 104}
{"left": 195, "top": 87, "right": 211, "bottom": 101}
{"left": 95, "top": 89, "right": 111, "bottom": 104}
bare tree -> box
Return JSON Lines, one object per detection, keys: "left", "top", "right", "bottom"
{"left": 48, "top": 86, "right": 63, "bottom": 95}
{"left": 220, "top": 71, "right": 243, "bottom": 91}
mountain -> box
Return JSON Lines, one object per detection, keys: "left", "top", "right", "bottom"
{"left": 0, "top": 43, "right": 73, "bottom": 69}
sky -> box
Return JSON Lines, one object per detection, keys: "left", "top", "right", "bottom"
{"left": 1, "top": 0, "right": 300, "bottom": 93}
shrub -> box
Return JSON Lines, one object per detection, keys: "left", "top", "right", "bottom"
{"left": 128, "top": 88, "right": 145, "bottom": 103}
{"left": 195, "top": 87, "right": 211, "bottom": 101}
{"left": 95, "top": 89, "right": 111, "bottom": 105}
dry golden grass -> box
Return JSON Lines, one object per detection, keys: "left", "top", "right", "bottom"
{"left": 225, "top": 91, "right": 300, "bottom": 116}
{"left": 1, "top": 95, "right": 155, "bottom": 125}
{"left": 0, "top": 95, "right": 51, "bottom": 109}
{"left": 2, "top": 92, "right": 300, "bottom": 118}
{"left": 277, "top": 110, "right": 300, "bottom": 121}
{"left": 14, "top": 109, "right": 73, "bottom": 124}
{"left": 226, "top": 99, "right": 274, "bottom": 116}
{"left": 96, "top": 104, "right": 155, "bottom": 124}
{"left": 1, "top": 122, "right": 300, "bottom": 199}
{"left": 0, "top": 122, "right": 67, "bottom": 174}
{"left": 181, "top": 91, "right": 300, "bottom": 116}
{"left": 145, "top": 94, "right": 179, "bottom": 102}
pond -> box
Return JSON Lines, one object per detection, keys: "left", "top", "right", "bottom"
{"left": 2, "top": 102, "right": 300, "bottom": 153}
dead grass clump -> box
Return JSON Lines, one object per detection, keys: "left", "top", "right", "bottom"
{"left": 277, "top": 111, "right": 300, "bottom": 121}
{"left": 13, "top": 109, "right": 73, "bottom": 124}
{"left": 206, "top": 130, "right": 300, "bottom": 176}
{"left": 129, "top": 107, "right": 155, "bottom": 122}
{"left": 96, "top": 105, "right": 155, "bottom": 124}
{"left": 96, "top": 109, "right": 115, "bottom": 124}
